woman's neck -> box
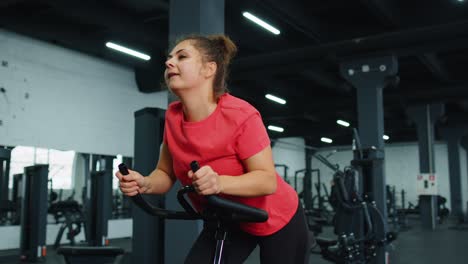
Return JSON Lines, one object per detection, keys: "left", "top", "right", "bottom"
{"left": 179, "top": 88, "right": 217, "bottom": 122}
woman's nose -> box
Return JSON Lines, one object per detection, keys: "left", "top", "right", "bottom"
{"left": 165, "top": 58, "right": 174, "bottom": 68}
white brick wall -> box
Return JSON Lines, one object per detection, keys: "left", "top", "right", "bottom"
{"left": 0, "top": 29, "right": 168, "bottom": 156}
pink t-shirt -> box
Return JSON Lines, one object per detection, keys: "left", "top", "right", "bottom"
{"left": 163, "top": 93, "right": 298, "bottom": 236}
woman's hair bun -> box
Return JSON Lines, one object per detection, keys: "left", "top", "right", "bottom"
{"left": 208, "top": 35, "right": 237, "bottom": 65}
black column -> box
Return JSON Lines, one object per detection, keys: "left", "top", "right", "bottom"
{"left": 81, "top": 154, "right": 91, "bottom": 242}
{"left": 133, "top": 108, "right": 166, "bottom": 264}
{"left": 20, "top": 165, "right": 48, "bottom": 262}
{"left": 83, "top": 154, "right": 115, "bottom": 246}
{"left": 165, "top": 1, "right": 225, "bottom": 263}
{"left": 167, "top": 0, "right": 225, "bottom": 103}
{"left": 407, "top": 104, "right": 444, "bottom": 229}
{"left": 340, "top": 56, "right": 398, "bottom": 264}
{"left": 0, "top": 148, "right": 11, "bottom": 199}
{"left": 169, "top": 0, "right": 224, "bottom": 41}
{"left": 303, "top": 139, "right": 315, "bottom": 211}
{"left": 440, "top": 125, "right": 468, "bottom": 222}
{"left": 0, "top": 147, "right": 11, "bottom": 220}
{"left": 407, "top": 105, "right": 444, "bottom": 174}
{"left": 460, "top": 136, "right": 468, "bottom": 222}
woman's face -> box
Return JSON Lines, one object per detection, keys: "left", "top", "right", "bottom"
{"left": 164, "top": 40, "right": 206, "bottom": 92}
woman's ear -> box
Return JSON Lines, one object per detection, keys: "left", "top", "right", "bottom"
{"left": 203, "top": 61, "right": 217, "bottom": 79}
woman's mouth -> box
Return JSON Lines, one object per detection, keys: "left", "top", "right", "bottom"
{"left": 167, "top": 73, "right": 179, "bottom": 79}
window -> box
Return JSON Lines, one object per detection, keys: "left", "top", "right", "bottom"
{"left": 9, "top": 146, "right": 75, "bottom": 189}
{"left": 112, "top": 155, "right": 123, "bottom": 189}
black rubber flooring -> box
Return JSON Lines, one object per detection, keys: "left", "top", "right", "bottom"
{"left": 1, "top": 218, "right": 468, "bottom": 264}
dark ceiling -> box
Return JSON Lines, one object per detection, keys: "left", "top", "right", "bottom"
{"left": 2, "top": 0, "right": 468, "bottom": 148}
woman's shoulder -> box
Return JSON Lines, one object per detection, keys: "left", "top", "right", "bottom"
{"left": 220, "top": 93, "right": 258, "bottom": 115}
{"left": 219, "top": 93, "right": 262, "bottom": 126}
{"left": 164, "top": 101, "right": 183, "bottom": 122}
{"left": 167, "top": 100, "right": 183, "bottom": 113}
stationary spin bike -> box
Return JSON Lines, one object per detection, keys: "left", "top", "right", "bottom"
{"left": 120, "top": 161, "right": 268, "bottom": 264}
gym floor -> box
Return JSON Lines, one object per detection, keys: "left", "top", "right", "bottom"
{"left": 1, "top": 217, "right": 467, "bottom": 264}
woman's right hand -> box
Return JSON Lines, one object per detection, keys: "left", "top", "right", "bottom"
{"left": 115, "top": 169, "right": 149, "bottom": 196}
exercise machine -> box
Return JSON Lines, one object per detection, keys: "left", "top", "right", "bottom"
{"left": 57, "top": 154, "right": 124, "bottom": 264}
{"left": 48, "top": 193, "right": 85, "bottom": 249}
{"left": 313, "top": 159, "right": 396, "bottom": 264}
{"left": 296, "top": 168, "right": 333, "bottom": 235}
{"left": 275, "top": 164, "right": 290, "bottom": 185}
{"left": 119, "top": 161, "right": 268, "bottom": 264}
{"left": 310, "top": 128, "right": 396, "bottom": 264}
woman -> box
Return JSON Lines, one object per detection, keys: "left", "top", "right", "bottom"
{"left": 115, "top": 34, "right": 310, "bottom": 263}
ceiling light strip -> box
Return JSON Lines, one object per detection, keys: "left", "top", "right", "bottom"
{"left": 106, "top": 42, "right": 151, "bottom": 61}
{"left": 265, "top": 94, "right": 286, "bottom": 104}
{"left": 268, "top": 125, "right": 284, "bottom": 132}
{"left": 336, "top": 119, "right": 350, "bottom": 127}
{"left": 242, "top": 12, "right": 280, "bottom": 35}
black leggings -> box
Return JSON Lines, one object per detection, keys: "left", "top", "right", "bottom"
{"left": 185, "top": 202, "right": 311, "bottom": 264}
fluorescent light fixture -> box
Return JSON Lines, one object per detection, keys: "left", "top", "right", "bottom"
{"left": 265, "top": 94, "right": 286, "bottom": 105}
{"left": 321, "top": 137, "right": 333, "bottom": 144}
{"left": 105, "top": 42, "right": 151, "bottom": 61}
{"left": 242, "top": 12, "right": 280, "bottom": 35}
{"left": 336, "top": 119, "right": 350, "bottom": 127}
{"left": 383, "top": 135, "right": 390, "bottom": 140}
{"left": 268, "top": 125, "right": 284, "bottom": 133}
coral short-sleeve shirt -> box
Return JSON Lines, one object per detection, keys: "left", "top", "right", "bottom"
{"left": 163, "top": 93, "right": 298, "bottom": 236}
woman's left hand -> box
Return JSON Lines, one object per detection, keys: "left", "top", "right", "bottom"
{"left": 188, "top": 165, "right": 223, "bottom": 195}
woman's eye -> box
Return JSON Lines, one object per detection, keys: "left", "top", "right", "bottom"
{"left": 178, "top": 55, "right": 187, "bottom": 59}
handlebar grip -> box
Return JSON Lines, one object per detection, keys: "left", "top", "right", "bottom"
{"left": 190, "top": 160, "right": 200, "bottom": 173}
{"left": 190, "top": 160, "right": 268, "bottom": 223}
{"left": 118, "top": 163, "right": 130, "bottom": 175}
{"left": 118, "top": 163, "right": 157, "bottom": 215}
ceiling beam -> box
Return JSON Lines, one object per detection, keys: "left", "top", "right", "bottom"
{"left": 256, "top": 0, "right": 324, "bottom": 43}
{"left": 231, "top": 20, "right": 468, "bottom": 74}
{"left": 392, "top": 84, "right": 468, "bottom": 104}
{"left": 358, "top": 0, "right": 401, "bottom": 28}
{"left": 0, "top": 18, "right": 150, "bottom": 68}
{"left": 40, "top": 0, "right": 167, "bottom": 49}
{"left": 232, "top": 65, "right": 352, "bottom": 94}
{"left": 121, "top": 0, "right": 169, "bottom": 12}
{"left": 417, "top": 53, "right": 451, "bottom": 83}
{"left": 0, "top": 0, "right": 27, "bottom": 7}
{"left": 301, "top": 68, "right": 352, "bottom": 93}
{"left": 358, "top": 0, "right": 454, "bottom": 84}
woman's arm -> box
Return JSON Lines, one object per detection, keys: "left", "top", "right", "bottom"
{"left": 189, "top": 146, "right": 277, "bottom": 197}
{"left": 117, "top": 143, "right": 176, "bottom": 196}
{"left": 143, "top": 143, "right": 177, "bottom": 194}
{"left": 220, "top": 146, "right": 277, "bottom": 196}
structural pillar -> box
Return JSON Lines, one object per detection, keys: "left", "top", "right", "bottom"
{"left": 340, "top": 55, "right": 398, "bottom": 264}
{"left": 133, "top": 108, "right": 166, "bottom": 264}
{"left": 168, "top": 0, "right": 225, "bottom": 102}
{"left": 460, "top": 136, "right": 468, "bottom": 222}
{"left": 0, "top": 147, "right": 11, "bottom": 220}
{"left": 440, "top": 125, "right": 468, "bottom": 222}
{"left": 0, "top": 147, "right": 11, "bottom": 199}
{"left": 407, "top": 104, "right": 444, "bottom": 230}
{"left": 304, "top": 139, "right": 315, "bottom": 211}
{"left": 165, "top": 1, "right": 225, "bottom": 263}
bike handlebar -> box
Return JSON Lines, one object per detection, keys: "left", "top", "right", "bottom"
{"left": 118, "top": 162, "right": 268, "bottom": 223}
